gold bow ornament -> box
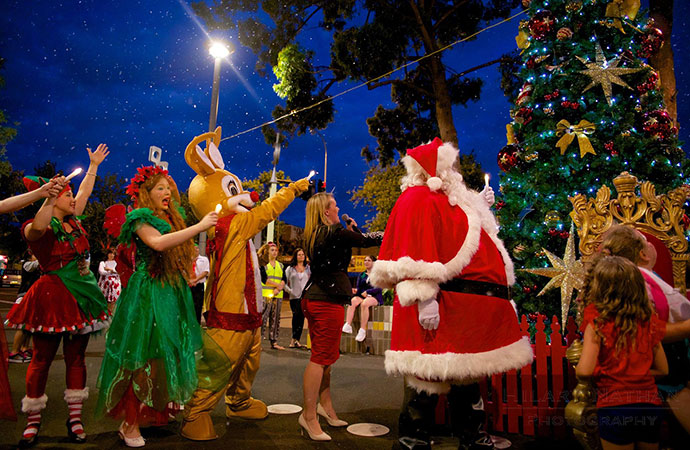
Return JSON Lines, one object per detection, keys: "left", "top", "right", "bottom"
{"left": 605, "top": 0, "right": 640, "bottom": 34}
{"left": 555, "top": 119, "right": 596, "bottom": 158}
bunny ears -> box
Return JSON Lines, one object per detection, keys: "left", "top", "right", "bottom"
{"left": 184, "top": 126, "right": 226, "bottom": 177}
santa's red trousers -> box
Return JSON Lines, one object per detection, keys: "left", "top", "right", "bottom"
{"left": 26, "top": 333, "right": 89, "bottom": 398}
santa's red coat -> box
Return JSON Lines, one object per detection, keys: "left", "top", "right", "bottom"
{"left": 370, "top": 185, "right": 533, "bottom": 393}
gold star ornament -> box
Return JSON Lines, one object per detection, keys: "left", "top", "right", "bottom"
{"left": 577, "top": 42, "right": 643, "bottom": 106}
{"left": 521, "top": 225, "right": 585, "bottom": 325}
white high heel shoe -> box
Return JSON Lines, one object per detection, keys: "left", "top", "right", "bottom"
{"left": 298, "top": 414, "right": 331, "bottom": 441}
{"left": 118, "top": 423, "right": 145, "bottom": 448}
{"left": 316, "top": 403, "right": 348, "bottom": 427}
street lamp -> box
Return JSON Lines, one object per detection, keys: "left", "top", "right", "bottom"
{"left": 208, "top": 40, "right": 232, "bottom": 132}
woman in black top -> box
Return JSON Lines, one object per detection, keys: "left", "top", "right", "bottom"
{"left": 298, "top": 193, "right": 381, "bottom": 441}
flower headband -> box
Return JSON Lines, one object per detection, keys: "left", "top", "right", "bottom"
{"left": 126, "top": 165, "right": 169, "bottom": 200}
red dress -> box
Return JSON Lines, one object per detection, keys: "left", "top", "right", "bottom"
{"left": 370, "top": 185, "right": 533, "bottom": 393}
{"left": 581, "top": 303, "right": 666, "bottom": 407}
{"left": 5, "top": 218, "right": 109, "bottom": 333}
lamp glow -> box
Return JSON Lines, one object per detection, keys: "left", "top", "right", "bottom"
{"left": 209, "top": 41, "right": 230, "bottom": 59}
{"left": 65, "top": 168, "right": 83, "bottom": 181}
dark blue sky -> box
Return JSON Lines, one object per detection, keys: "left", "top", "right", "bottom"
{"left": 1, "top": 1, "right": 689, "bottom": 227}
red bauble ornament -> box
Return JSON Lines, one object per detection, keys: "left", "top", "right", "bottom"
{"left": 497, "top": 144, "right": 522, "bottom": 172}
{"left": 643, "top": 109, "right": 677, "bottom": 140}
{"left": 556, "top": 27, "right": 573, "bottom": 41}
{"left": 637, "top": 27, "right": 664, "bottom": 58}
{"left": 528, "top": 11, "right": 555, "bottom": 40}
{"left": 513, "top": 107, "right": 533, "bottom": 125}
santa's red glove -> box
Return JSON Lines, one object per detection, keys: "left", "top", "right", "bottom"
{"left": 418, "top": 298, "right": 440, "bottom": 330}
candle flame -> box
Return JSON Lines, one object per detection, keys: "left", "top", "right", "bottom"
{"left": 215, "top": 203, "right": 223, "bottom": 214}
{"left": 65, "top": 168, "right": 83, "bottom": 181}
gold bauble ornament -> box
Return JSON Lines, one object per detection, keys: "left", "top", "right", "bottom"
{"left": 544, "top": 210, "right": 562, "bottom": 226}
{"left": 566, "top": 1, "right": 583, "bottom": 13}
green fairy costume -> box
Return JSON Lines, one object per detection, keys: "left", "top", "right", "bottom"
{"left": 95, "top": 208, "right": 202, "bottom": 423}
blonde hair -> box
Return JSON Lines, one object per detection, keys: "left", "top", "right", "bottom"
{"left": 136, "top": 173, "right": 195, "bottom": 284}
{"left": 600, "top": 225, "right": 646, "bottom": 264}
{"left": 580, "top": 253, "right": 653, "bottom": 354}
{"left": 304, "top": 192, "right": 334, "bottom": 258}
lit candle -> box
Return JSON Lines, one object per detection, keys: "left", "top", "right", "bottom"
{"left": 215, "top": 203, "right": 223, "bottom": 214}
{"left": 307, "top": 170, "right": 316, "bottom": 180}
{"left": 65, "top": 168, "right": 83, "bottom": 181}
{"left": 484, "top": 173, "right": 490, "bottom": 189}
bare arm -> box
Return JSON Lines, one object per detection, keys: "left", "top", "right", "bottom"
{"left": 649, "top": 342, "right": 669, "bottom": 377}
{"left": 664, "top": 318, "right": 690, "bottom": 343}
{"left": 0, "top": 181, "right": 60, "bottom": 215}
{"left": 575, "top": 324, "right": 600, "bottom": 379}
{"left": 74, "top": 144, "right": 109, "bottom": 216}
{"left": 135, "top": 211, "right": 218, "bottom": 252}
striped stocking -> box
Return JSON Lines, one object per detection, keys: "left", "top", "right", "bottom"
{"left": 22, "top": 412, "right": 41, "bottom": 440}
{"left": 67, "top": 401, "right": 85, "bottom": 436}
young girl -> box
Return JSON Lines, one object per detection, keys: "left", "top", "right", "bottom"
{"left": 5, "top": 145, "right": 110, "bottom": 447}
{"left": 95, "top": 166, "right": 217, "bottom": 447}
{"left": 98, "top": 248, "right": 121, "bottom": 315}
{"left": 342, "top": 255, "right": 383, "bottom": 342}
{"left": 576, "top": 253, "right": 668, "bottom": 450}
{"left": 259, "top": 242, "right": 287, "bottom": 350}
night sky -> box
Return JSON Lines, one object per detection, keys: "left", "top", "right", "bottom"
{"left": 2, "top": 1, "right": 689, "bottom": 227}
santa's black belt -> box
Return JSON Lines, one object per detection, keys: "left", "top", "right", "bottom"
{"left": 438, "top": 279, "right": 511, "bottom": 300}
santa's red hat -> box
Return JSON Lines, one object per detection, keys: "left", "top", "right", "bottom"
{"left": 405, "top": 137, "right": 458, "bottom": 191}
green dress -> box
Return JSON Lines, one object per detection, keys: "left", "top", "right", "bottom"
{"left": 95, "top": 208, "right": 202, "bottom": 419}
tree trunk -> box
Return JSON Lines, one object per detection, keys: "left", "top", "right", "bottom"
{"left": 428, "top": 54, "right": 459, "bottom": 146}
{"left": 649, "top": 0, "right": 678, "bottom": 126}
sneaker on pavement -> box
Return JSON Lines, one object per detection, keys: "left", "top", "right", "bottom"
{"left": 8, "top": 352, "right": 24, "bottom": 363}
{"left": 22, "top": 350, "right": 32, "bottom": 363}
{"left": 355, "top": 328, "right": 367, "bottom": 342}
{"left": 342, "top": 323, "right": 353, "bottom": 334}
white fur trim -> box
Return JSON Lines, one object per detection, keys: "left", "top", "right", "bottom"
{"left": 385, "top": 336, "right": 533, "bottom": 382}
{"left": 405, "top": 376, "right": 451, "bottom": 395}
{"left": 64, "top": 387, "right": 89, "bottom": 403}
{"left": 21, "top": 394, "right": 48, "bottom": 414}
{"left": 427, "top": 177, "right": 442, "bottom": 191}
{"left": 395, "top": 280, "right": 439, "bottom": 306}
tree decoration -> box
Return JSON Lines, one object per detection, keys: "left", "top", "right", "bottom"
{"left": 544, "top": 210, "right": 562, "bottom": 227}
{"left": 498, "top": 144, "right": 521, "bottom": 172}
{"left": 636, "top": 71, "right": 659, "bottom": 94}
{"left": 556, "top": 27, "right": 574, "bottom": 41}
{"left": 516, "top": 82, "right": 533, "bottom": 106}
{"left": 576, "top": 41, "right": 643, "bottom": 106}
{"left": 565, "top": 1, "right": 583, "bottom": 13}
{"left": 555, "top": 119, "right": 596, "bottom": 157}
{"left": 528, "top": 11, "right": 555, "bottom": 40}
{"left": 605, "top": 0, "right": 640, "bottom": 34}
{"left": 642, "top": 110, "right": 678, "bottom": 140}
{"left": 521, "top": 225, "right": 584, "bottom": 325}
{"left": 637, "top": 26, "right": 664, "bottom": 58}
{"left": 513, "top": 107, "right": 533, "bottom": 125}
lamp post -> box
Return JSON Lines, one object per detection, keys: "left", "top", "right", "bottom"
{"left": 266, "top": 135, "right": 281, "bottom": 244}
{"left": 311, "top": 129, "right": 328, "bottom": 187}
{"left": 208, "top": 40, "right": 231, "bottom": 132}
{"left": 199, "top": 40, "right": 232, "bottom": 257}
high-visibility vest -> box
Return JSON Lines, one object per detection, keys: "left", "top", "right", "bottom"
{"left": 262, "top": 261, "right": 284, "bottom": 300}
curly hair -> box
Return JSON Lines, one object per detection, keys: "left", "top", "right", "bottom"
{"left": 600, "top": 224, "right": 647, "bottom": 264}
{"left": 135, "top": 173, "right": 195, "bottom": 284}
{"left": 579, "top": 252, "right": 653, "bottom": 355}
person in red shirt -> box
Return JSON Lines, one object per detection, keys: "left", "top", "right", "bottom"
{"left": 577, "top": 253, "right": 668, "bottom": 450}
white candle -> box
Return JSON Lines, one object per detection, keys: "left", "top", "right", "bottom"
{"left": 215, "top": 203, "right": 223, "bottom": 214}
{"left": 307, "top": 170, "right": 316, "bottom": 180}
{"left": 484, "top": 173, "right": 490, "bottom": 189}
{"left": 65, "top": 168, "right": 83, "bottom": 181}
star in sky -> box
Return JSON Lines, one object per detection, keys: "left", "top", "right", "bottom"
{"left": 576, "top": 41, "right": 643, "bottom": 106}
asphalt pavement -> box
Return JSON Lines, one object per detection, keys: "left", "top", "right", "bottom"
{"left": 0, "top": 286, "right": 575, "bottom": 450}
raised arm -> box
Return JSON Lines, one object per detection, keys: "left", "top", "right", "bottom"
{"left": 74, "top": 143, "right": 109, "bottom": 216}
{"left": 135, "top": 211, "right": 218, "bottom": 252}
{"left": 0, "top": 180, "right": 61, "bottom": 214}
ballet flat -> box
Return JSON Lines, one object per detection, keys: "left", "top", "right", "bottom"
{"left": 316, "top": 403, "right": 348, "bottom": 427}
{"left": 298, "top": 414, "right": 331, "bottom": 441}
{"left": 118, "top": 423, "right": 145, "bottom": 448}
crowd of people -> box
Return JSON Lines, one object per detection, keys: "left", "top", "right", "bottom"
{"left": 0, "top": 138, "right": 690, "bottom": 450}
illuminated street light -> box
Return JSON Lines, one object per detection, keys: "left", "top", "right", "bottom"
{"left": 208, "top": 41, "right": 230, "bottom": 59}
{"left": 207, "top": 39, "right": 233, "bottom": 132}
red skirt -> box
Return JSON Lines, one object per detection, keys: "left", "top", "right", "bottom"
{"left": 302, "top": 298, "right": 344, "bottom": 366}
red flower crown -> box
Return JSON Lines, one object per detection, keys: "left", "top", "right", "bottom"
{"left": 126, "top": 165, "right": 169, "bottom": 199}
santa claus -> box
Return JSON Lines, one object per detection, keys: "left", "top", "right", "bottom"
{"left": 370, "top": 138, "right": 533, "bottom": 449}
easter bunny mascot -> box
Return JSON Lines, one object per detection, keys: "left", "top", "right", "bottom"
{"left": 180, "top": 127, "right": 310, "bottom": 440}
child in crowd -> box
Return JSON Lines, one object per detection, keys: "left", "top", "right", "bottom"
{"left": 259, "top": 242, "right": 287, "bottom": 350}
{"left": 576, "top": 253, "right": 668, "bottom": 450}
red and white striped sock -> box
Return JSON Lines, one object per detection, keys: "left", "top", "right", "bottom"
{"left": 22, "top": 412, "right": 41, "bottom": 440}
{"left": 67, "top": 401, "right": 84, "bottom": 436}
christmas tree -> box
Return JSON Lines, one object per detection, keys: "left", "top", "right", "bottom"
{"left": 497, "top": 0, "right": 689, "bottom": 320}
